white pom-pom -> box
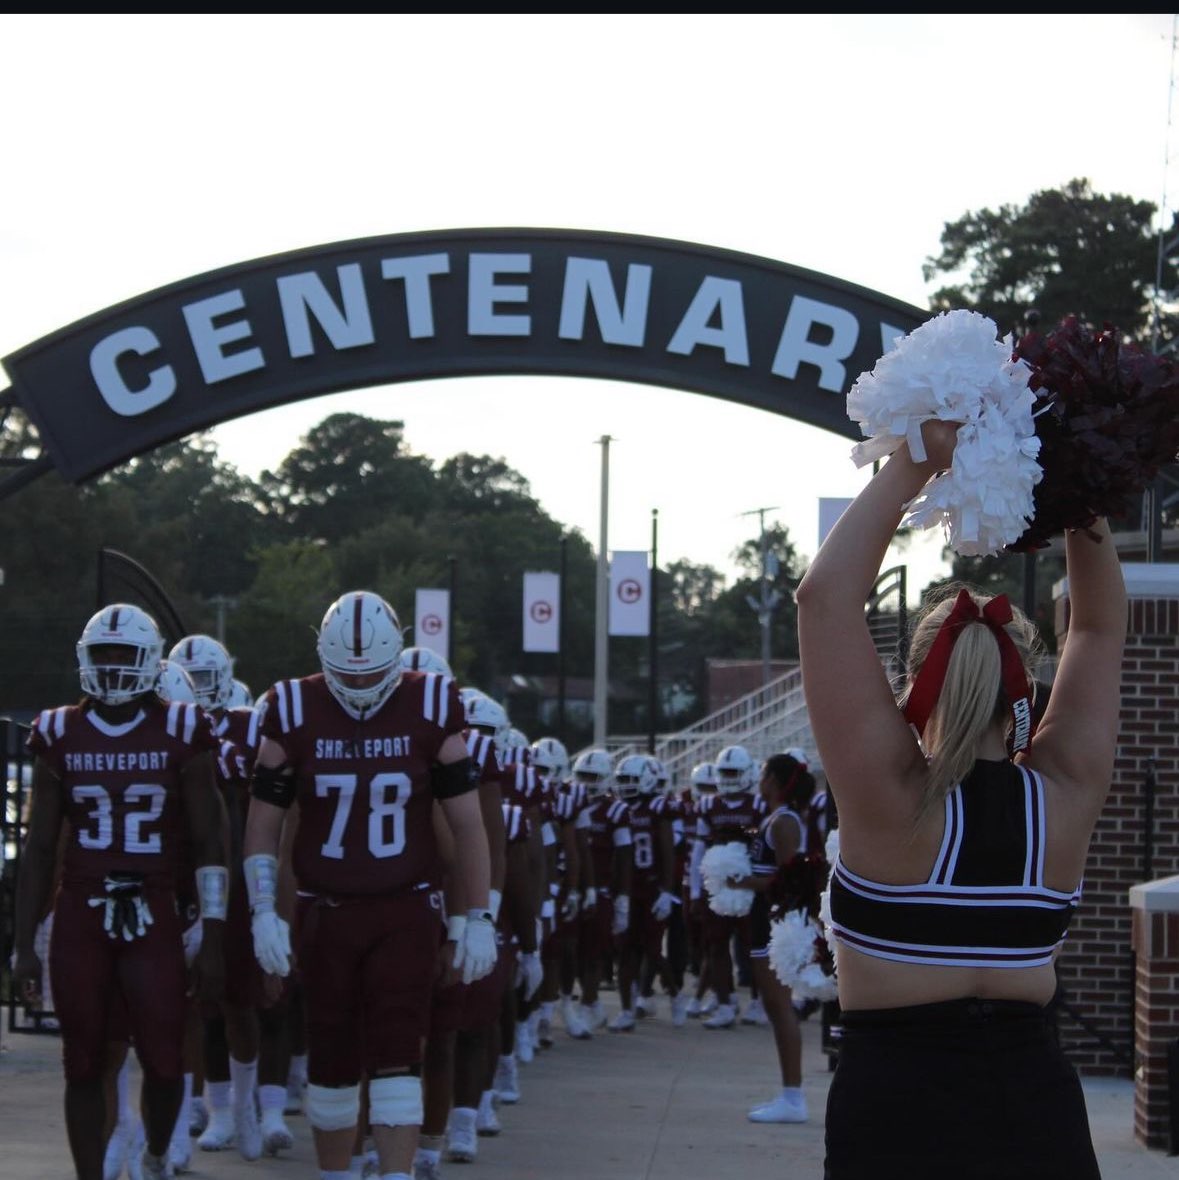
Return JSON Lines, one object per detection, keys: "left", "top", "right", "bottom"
{"left": 701, "top": 842, "right": 754, "bottom": 917}
{"left": 846, "top": 309, "right": 1042, "bottom": 556}
{"left": 767, "top": 909, "right": 837, "bottom": 1001}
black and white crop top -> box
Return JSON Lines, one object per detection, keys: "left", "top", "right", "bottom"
{"left": 828, "top": 760, "right": 1081, "bottom": 968}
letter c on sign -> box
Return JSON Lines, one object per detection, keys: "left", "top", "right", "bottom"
{"left": 90, "top": 327, "right": 177, "bottom": 417}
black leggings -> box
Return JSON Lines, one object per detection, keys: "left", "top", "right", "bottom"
{"left": 824, "top": 997, "right": 1101, "bottom": 1180}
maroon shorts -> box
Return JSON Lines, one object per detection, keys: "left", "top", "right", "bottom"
{"left": 430, "top": 937, "right": 516, "bottom": 1036}
{"left": 619, "top": 886, "right": 667, "bottom": 959}
{"left": 51, "top": 883, "right": 186, "bottom": 1084}
{"left": 295, "top": 888, "right": 443, "bottom": 1087}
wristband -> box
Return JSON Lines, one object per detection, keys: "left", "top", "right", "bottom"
{"left": 488, "top": 888, "right": 503, "bottom": 922}
{"left": 243, "top": 853, "right": 279, "bottom": 914}
{"left": 195, "top": 865, "right": 229, "bottom": 921}
{"left": 447, "top": 915, "right": 468, "bottom": 942}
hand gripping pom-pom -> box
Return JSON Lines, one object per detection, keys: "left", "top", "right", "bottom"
{"left": 700, "top": 842, "right": 755, "bottom": 917}
{"left": 768, "top": 909, "right": 839, "bottom": 1002}
{"left": 846, "top": 309, "right": 1042, "bottom": 556}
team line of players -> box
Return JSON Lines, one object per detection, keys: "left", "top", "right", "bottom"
{"left": 11, "top": 589, "right": 824, "bottom": 1180}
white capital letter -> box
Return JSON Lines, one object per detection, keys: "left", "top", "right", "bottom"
{"left": 278, "top": 264, "right": 375, "bottom": 358}
{"left": 559, "top": 258, "right": 650, "bottom": 345}
{"left": 182, "top": 290, "right": 265, "bottom": 384}
{"left": 771, "top": 296, "right": 860, "bottom": 391}
{"left": 381, "top": 253, "right": 450, "bottom": 338}
{"left": 468, "top": 254, "right": 531, "bottom": 336}
{"left": 89, "top": 327, "right": 177, "bottom": 416}
{"left": 666, "top": 277, "right": 749, "bottom": 365}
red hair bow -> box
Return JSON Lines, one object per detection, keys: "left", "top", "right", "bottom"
{"left": 903, "top": 589, "right": 1035, "bottom": 754}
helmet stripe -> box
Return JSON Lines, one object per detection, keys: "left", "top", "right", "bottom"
{"left": 109, "top": 607, "right": 121, "bottom": 630}
{"left": 352, "top": 593, "right": 364, "bottom": 656}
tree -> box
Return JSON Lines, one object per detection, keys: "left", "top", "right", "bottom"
{"left": 923, "top": 178, "right": 1178, "bottom": 345}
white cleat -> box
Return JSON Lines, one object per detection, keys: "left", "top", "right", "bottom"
{"left": 104, "top": 1119, "right": 137, "bottom": 1180}
{"left": 742, "top": 997, "right": 769, "bottom": 1025}
{"left": 516, "top": 1020, "right": 535, "bottom": 1064}
{"left": 475, "top": 1090, "right": 501, "bottom": 1136}
{"left": 196, "top": 1107, "right": 235, "bottom": 1152}
{"left": 635, "top": 994, "right": 656, "bottom": 1019}
{"left": 283, "top": 1080, "right": 304, "bottom": 1116}
{"left": 446, "top": 1108, "right": 478, "bottom": 1163}
{"left": 138, "top": 1147, "right": 174, "bottom": 1180}
{"left": 748, "top": 1092, "right": 809, "bottom": 1123}
{"left": 260, "top": 1109, "right": 293, "bottom": 1155}
{"left": 609, "top": 1009, "right": 636, "bottom": 1033}
{"left": 413, "top": 1153, "right": 443, "bottom": 1180}
{"left": 234, "top": 1101, "right": 263, "bottom": 1161}
{"left": 492, "top": 1055, "right": 520, "bottom": 1104}
{"left": 671, "top": 994, "right": 689, "bottom": 1027}
{"left": 581, "top": 1000, "right": 607, "bottom": 1031}
{"left": 167, "top": 1116, "right": 192, "bottom": 1174}
{"left": 698, "top": 993, "right": 719, "bottom": 1017}
{"left": 684, "top": 996, "right": 703, "bottom": 1018}
{"left": 188, "top": 1097, "right": 209, "bottom": 1138}
{"left": 702, "top": 1002, "right": 737, "bottom": 1029}
{"left": 562, "top": 998, "right": 593, "bottom": 1040}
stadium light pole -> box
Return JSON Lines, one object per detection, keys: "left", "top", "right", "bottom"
{"left": 593, "top": 436, "right": 613, "bottom": 748}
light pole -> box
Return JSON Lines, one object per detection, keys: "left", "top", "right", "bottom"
{"left": 741, "top": 506, "right": 782, "bottom": 687}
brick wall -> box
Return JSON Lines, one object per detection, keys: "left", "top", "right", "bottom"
{"left": 1130, "top": 898, "right": 1179, "bottom": 1148}
{"left": 1053, "top": 567, "right": 1179, "bottom": 1079}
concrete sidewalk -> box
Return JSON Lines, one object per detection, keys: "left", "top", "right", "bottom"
{"left": 0, "top": 989, "right": 1172, "bottom": 1179}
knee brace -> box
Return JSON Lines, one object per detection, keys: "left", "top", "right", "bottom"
{"left": 305, "top": 1082, "right": 361, "bottom": 1131}
{"left": 368, "top": 1074, "right": 424, "bottom": 1128}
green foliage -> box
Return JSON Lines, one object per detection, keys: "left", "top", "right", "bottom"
{"left": 923, "top": 178, "right": 1177, "bottom": 344}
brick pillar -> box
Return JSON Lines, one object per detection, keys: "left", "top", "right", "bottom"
{"left": 1053, "top": 564, "right": 1179, "bottom": 1078}
{"left": 1130, "top": 876, "right": 1179, "bottom": 1148}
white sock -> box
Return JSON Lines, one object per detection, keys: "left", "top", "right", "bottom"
{"left": 229, "top": 1057, "right": 258, "bottom": 1114}
{"left": 782, "top": 1085, "right": 803, "bottom": 1100}
{"left": 116, "top": 1058, "right": 134, "bottom": 1125}
{"left": 288, "top": 1053, "right": 308, "bottom": 1086}
{"left": 206, "top": 1080, "right": 232, "bottom": 1112}
{"left": 174, "top": 1073, "right": 193, "bottom": 1141}
{"left": 540, "top": 1000, "right": 555, "bottom": 1020}
{"left": 349, "top": 1154, "right": 367, "bottom": 1176}
{"left": 258, "top": 1084, "right": 286, "bottom": 1113}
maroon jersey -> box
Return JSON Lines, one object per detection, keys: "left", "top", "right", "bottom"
{"left": 583, "top": 795, "right": 632, "bottom": 892}
{"left": 28, "top": 699, "right": 218, "bottom": 888}
{"left": 261, "top": 670, "right": 466, "bottom": 897}
{"left": 502, "top": 760, "right": 547, "bottom": 812}
{"left": 215, "top": 706, "right": 262, "bottom": 774}
{"left": 625, "top": 794, "right": 671, "bottom": 888}
{"left": 696, "top": 790, "right": 766, "bottom": 849}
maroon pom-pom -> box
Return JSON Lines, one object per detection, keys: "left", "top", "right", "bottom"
{"left": 1007, "top": 318, "right": 1179, "bottom": 552}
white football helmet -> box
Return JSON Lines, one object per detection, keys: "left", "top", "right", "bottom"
{"left": 464, "top": 692, "right": 510, "bottom": 756}
{"left": 715, "top": 745, "right": 756, "bottom": 794}
{"left": 169, "top": 634, "right": 235, "bottom": 711}
{"left": 531, "top": 736, "right": 570, "bottom": 783}
{"left": 317, "top": 591, "right": 404, "bottom": 720}
{"left": 400, "top": 645, "right": 453, "bottom": 677}
{"left": 650, "top": 757, "right": 672, "bottom": 793}
{"left": 613, "top": 753, "right": 660, "bottom": 800}
{"left": 155, "top": 659, "right": 198, "bottom": 705}
{"left": 77, "top": 603, "right": 165, "bottom": 706}
{"left": 690, "top": 760, "right": 719, "bottom": 797}
{"left": 572, "top": 747, "right": 614, "bottom": 796}
{"left": 505, "top": 727, "right": 529, "bottom": 750}
{"left": 227, "top": 678, "right": 254, "bottom": 708}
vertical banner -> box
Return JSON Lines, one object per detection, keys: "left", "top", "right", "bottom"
{"left": 609, "top": 550, "right": 651, "bottom": 636}
{"left": 818, "top": 497, "right": 854, "bottom": 547}
{"left": 523, "top": 571, "right": 561, "bottom": 653}
{"left": 414, "top": 588, "right": 451, "bottom": 660}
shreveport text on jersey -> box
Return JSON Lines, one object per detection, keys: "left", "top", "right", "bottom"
{"left": 64, "top": 749, "right": 171, "bottom": 771}
{"left": 314, "top": 737, "right": 414, "bottom": 760}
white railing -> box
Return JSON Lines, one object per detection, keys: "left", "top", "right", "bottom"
{"left": 599, "top": 667, "right": 817, "bottom": 789}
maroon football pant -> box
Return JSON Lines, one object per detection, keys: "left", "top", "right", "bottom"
{"left": 295, "top": 890, "right": 442, "bottom": 1087}
{"left": 50, "top": 884, "right": 186, "bottom": 1084}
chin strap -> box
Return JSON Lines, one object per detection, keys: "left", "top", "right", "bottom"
{"left": 903, "top": 589, "right": 1035, "bottom": 754}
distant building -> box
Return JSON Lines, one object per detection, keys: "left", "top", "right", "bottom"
{"left": 706, "top": 659, "right": 797, "bottom": 714}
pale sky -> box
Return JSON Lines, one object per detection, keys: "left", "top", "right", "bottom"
{"left": 1, "top": 13, "right": 1175, "bottom": 602}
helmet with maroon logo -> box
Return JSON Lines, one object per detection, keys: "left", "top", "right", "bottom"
{"left": 400, "top": 645, "right": 453, "bottom": 677}
{"left": 317, "top": 590, "right": 404, "bottom": 720}
{"left": 572, "top": 747, "right": 614, "bottom": 796}
{"left": 715, "top": 744, "right": 755, "bottom": 794}
{"left": 613, "top": 753, "right": 661, "bottom": 800}
{"left": 77, "top": 603, "right": 165, "bottom": 706}
{"left": 169, "top": 634, "right": 235, "bottom": 710}
{"left": 531, "top": 736, "right": 570, "bottom": 783}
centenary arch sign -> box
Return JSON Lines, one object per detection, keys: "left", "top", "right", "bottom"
{"left": 0, "top": 227, "right": 926, "bottom": 497}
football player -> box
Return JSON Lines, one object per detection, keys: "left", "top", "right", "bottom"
{"left": 13, "top": 604, "right": 227, "bottom": 1180}
{"left": 242, "top": 590, "right": 495, "bottom": 1180}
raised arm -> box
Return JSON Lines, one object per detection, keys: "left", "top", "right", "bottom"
{"left": 796, "top": 426, "right": 956, "bottom": 813}
{"left": 1024, "top": 518, "right": 1127, "bottom": 814}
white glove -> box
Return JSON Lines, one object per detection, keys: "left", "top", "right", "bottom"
{"left": 561, "top": 890, "right": 581, "bottom": 923}
{"left": 612, "top": 894, "right": 631, "bottom": 936}
{"left": 540, "top": 898, "right": 556, "bottom": 923}
{"left": 454, "top": 911, "right": 497, "bottom": 984}
{"left": 517, "top": 950, "right": 544, "bottom": 1000}
{"left": 251, "top": 910, "right": 292, "bottom": 977}
{"left": 583, "top": 886, "right": 598, "bottom": 911}
{"left": 651, "top": 891, "right": 678, "bottom": 922}
{"left": 182, "top": 918, "right": 204, "bottom": 968}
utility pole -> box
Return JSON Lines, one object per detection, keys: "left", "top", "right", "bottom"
{"left": 593, "top": 436, "right": 613, "bottom": 748}
{"left": 741, "top": 506, "right": 782, "bottom": 687}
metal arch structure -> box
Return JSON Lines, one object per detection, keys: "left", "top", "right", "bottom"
{"left": 0, "top": 227, "right": 927, "bottom": 500}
